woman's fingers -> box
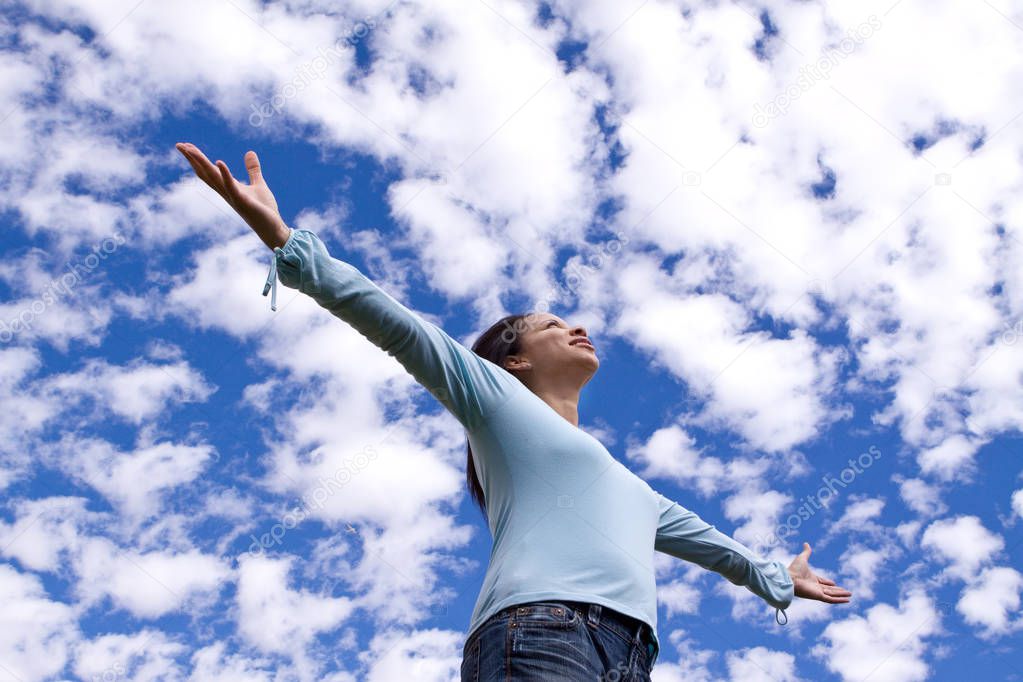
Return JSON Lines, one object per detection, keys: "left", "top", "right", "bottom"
{"left": 796, "top": 575, "right": 853, "bottom": 604}
{"left": 823, "top": 593, "right": 851, "bottom": 603}
{"left": 822, "top": 586, "right": 852, "bottom": 601}
{"left": 244, "top": 150, "right": 264, "bottom": 186}
{"left": 817, "top": 576, "right": 838, "bottom": 586}
{"left": 176, "top": 143, "right": 215, "bottom": 185}
{"left": 176, "top": 144, "right": 208, "bottom": 184}
{"left": 216, "top": 159, "right": 242, "bottom": 205}
{"left": 176, "top": 143, "right": 228, "bottom": 201}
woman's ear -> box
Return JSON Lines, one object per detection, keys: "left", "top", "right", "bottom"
{"left": 503, "top": 354, "right": 531, "bottom": 372}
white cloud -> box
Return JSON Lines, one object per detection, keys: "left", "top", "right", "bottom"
{"left": 895, "top": 476, "right": 947, "bottom": 517}
{"left": 956, "top": 566, "right": 1023, "bottom": 639}
{"left": 0, "top": 352, "right": 215, "bottom": 492}
{"left": 839, "top": 544, "right": 886, "bottom": 601}
{"left": 895, "top": 520, "right": 922, "bottom": 548}
{"left": 657, "top": 574, "right": 703, "bottom": 618}
{"left": 72, "top": 630, "right": 186, "bottom": 682}
{"left": 387, "top": 179, "right": 510, "bottom": 300}
{"left": 0, "top": 289, "right": 114, "bottom": 353}
{"left": 345, "top": 509, "right": 472, "bottom": 626}
{"left": 167, "top": 233, "right": 305, "bottom": 337}
{"left": 52, "top": 436, "right": 217, "bottom": 522}
{"left": 614, "top": 268, "right": 846, "bottom": 453}
{"left": 811, "top": 589, "right": 941, "bottom": 682}
{"left": 722, "top": 486, "right": 793, "bottom": 552}
{"left": 130, "top": 173, "right": 247, "bottom": 247}
{"left": 831, "top": 496, "right": 885, "bottom": 534}
{"left": 186, "top": 641, "right": 276, "bottom": 682}
{"left": 920, "top": 515, "right": 1004, "bottom": 580}
{"left": 76, "top": 540, "right": 231, "bottom": 618}
{"left": 643, "top": 628, "right": 717, "bottom": 682}
{"left": 236, "top": 554, "right": 354, "bottom": 655}
{"left": 626, "top": 424, "right": 727, "bottom": 496}
{"left": 360, "top": 628, "right": 461, "bottom": 682}
{"left": 563, "top": 0, "right": 1023, "bottom": 480}
{"left": 642, "top": 629, "right": 799, "bottom": 682}
{"left": 0, "top": 564, "right": 78, "bottom": 682}
{"left": 916, "top": 434, "right": 982, "bottom": 482}
{"left": 45, "top": 357, "right": 216, "bottom": 424}
{"left": 0, "top": 347, "right": 61, "bottom": 486}
{"left": 724, "top": 646, "right": 798, "bottom": 682}
{"left": 255, "top": 382, "right": 468, "bottom": 529}
{"left": 0, "top": 496, "right": 90, "bottom": 572}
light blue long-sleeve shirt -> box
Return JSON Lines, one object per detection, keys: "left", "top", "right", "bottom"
{"left": 264, "top": 228, "right": 795, "bottom": 656}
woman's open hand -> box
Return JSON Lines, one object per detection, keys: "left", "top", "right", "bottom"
{"left": 175, "top": 142, "right": 291, "bottom": 250}
{"left": 787, "top": 542, "right": 852, "bottom": 604}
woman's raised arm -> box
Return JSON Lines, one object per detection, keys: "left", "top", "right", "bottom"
{"left": 175, "top": 144, "right": 519, "bottom": 431}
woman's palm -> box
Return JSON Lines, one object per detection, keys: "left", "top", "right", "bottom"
{"left": 788, "top": 542, "right": 852, "bottom": 604}
{"left": 175, "top": 142, "right": 290, "bottom": 250}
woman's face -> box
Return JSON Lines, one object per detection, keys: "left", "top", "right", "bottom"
{"left": 503, "top": 313, "right": 599, "bottom": 379}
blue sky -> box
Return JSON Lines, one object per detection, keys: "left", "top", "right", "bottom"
{"left": 2, "top": 1, "right": 1023, "bottom": 680}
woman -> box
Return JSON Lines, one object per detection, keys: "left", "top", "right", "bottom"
{"left": 176, "top": 143, "right": 853, "bottom": 681}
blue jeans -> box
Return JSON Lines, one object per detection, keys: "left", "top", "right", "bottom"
{"left": 460, "top": 600, "right": 658, "bottom": 681}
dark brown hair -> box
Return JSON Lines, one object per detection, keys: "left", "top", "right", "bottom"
{"left": 466, "top": 312, "right": 538, "bottom": 521}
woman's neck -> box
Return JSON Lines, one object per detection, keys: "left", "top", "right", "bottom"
{"left": 530, "top": 385, "right": 581, "bottom": 427}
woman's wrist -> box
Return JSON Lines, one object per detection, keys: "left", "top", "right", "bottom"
{"left": 268, "top": 223, "right": 292, "bottom": 250}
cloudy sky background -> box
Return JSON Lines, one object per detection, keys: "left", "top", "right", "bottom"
{"left": 2, "top": 0, "right": 1023, "bottom": 680}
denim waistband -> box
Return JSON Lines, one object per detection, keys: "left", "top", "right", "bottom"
{"left": 503, "top": 600, "right": 658, "bottom": 668}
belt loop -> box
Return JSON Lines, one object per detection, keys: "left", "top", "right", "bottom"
{"left": 587, "top": 603, "right": 601, "bottom": 627}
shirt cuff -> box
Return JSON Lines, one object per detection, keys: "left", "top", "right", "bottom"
{"left": 263, "top": 228, "right": 297, "bottom": 311}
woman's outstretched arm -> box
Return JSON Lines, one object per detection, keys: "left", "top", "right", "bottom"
{"left": 268, "top": 228, "right": 520, "bottom": 429}
{"left": 175, "top": 143, "right": 518, "bottom": 431}
{"left": 653, "top": 491, "right": 852, "bottom": 622}
{"left": 654, "top": 492, "right": 795, "bottom": 612}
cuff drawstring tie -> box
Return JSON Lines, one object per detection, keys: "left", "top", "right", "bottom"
{"left": 263, "top": 251, "right": 278, "bottom": 311}
{"left": 775, "top": 608, "right": 788, "bottom": 625}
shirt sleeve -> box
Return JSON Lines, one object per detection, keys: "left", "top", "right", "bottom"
{"left": 264, "top": 227, "right": 518, "bottom": 431}
{"left": 653, "top": 491, "right": 795, "bottom": 615}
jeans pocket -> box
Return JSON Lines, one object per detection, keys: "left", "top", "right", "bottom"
{"left": 508, "top": 607, "right": 598, "bottom": 680}
{"left": 510, "top": 602, "right": 581, "bottom": 629}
